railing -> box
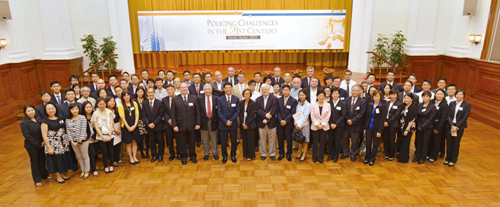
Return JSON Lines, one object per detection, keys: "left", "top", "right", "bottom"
{"left": 366, "top": 51, "right": 405, "bottom": 84}
{"left": 78, "top": 54, "right": 118, "bottom": 86}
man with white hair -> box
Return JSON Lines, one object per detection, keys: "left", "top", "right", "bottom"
{"left": 301, "top": 66, "right": 321, "bottom": 88}
{"left": 290, "top": 77, "right": 302, "bottom": 100}
{"left": 78, "top": 86, "right": 96, "bottom": 106}
{"left": 255, "top": 84, "right": 278, "bottom": 160}
{"left": 198, "top": 84, "right": 220, "bottom": 161}
{"left": 272, "top": 66, "right": 284, "bottom": 85}
{"left": 223, "top": 67, "right": 238, "bottom": 86}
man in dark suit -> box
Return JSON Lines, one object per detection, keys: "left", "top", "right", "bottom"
{"left": 271, "top": 66, "right": 285, "bottom": 85}
{"left": 88, "top": 72, "right": 100, "bottom": 95}
{"left": 379, "top": 70, "right": 401, "bottom": 92}
{"left": 210, "top": 71, "right": 226, "bottom": 97}
{"left": 256, "top": 84, "right": 278, "bottom": 160}
{"left": 342, "top": 85, "right": 367, "bottom": 162}
{"left": 217, "top": 82, "right": 240, "bottom": 163}
{"left": 163, "top": 70, "right": 175, "bottom": 89}
{"left": 188, "top": 73, "right": 204, "bottom": 147}
{"left": 120, "top": 79, "right": 134, "bottom": 99}
{"left": 276, "top": 85, "right": 297, "bottom": 161}
{"left": 402, "top": 73, "right": 422, "bottom": 93}
{"left": 90, "top": 79, "right": 108, "bottom": 100}
{"left": 328, "top": 88, "right": 346, "bottom": 162}
{"left": 106, "top": 75, "right": 119, "bottom": 98}
{"left": 36, "top": 91, "right": 53, "bottom": 119}
{"left": 253, "top": 72, "right": 263, "bottom": 93}
{"left": 50, "top": 81, "right": 65, "bottom": 105}
{"left": 305, "top": 77, "right": 322, "bottom": 103}
{"left": 301, "top": 66, "right": 321, "bottom": 88}
{"left": 223, "top": 67, "right": 238, "bottom": 86}
{"left": 332, "top": 76, "right": 348, "bottom": 101}
{"left": 171, "top": 82, "right": 201, "bottom": 165}
{"left": 398, "top": 80, "right": 419, "bottom": 105}
{"left": 143, "top": 87, "right": 165, "bottom": 162}
{"left": 59, "top": 89, "right": 83, "bottom": 119}
{"left": 161, "top": 84, "right": 177, "bottom": 161}
{"left": 199, "top": 84, "right": 219, "bottom": 161}
{"left": 128, "top": 74, "right": 141, "bottom": 95}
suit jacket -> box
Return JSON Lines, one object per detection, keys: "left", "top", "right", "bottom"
{"left": 364, "top": 101, "right": 388, "bottom": 133}
{"left": 232, "top": 83, "right": 249, "bottom": 100}
{"left": 59, "top": 101, "right": 82, "bottom": 119}
{"left": 447, "top": 100, "right": 470, "bottom": 129}
{"left": 271, "top": 77, "right": 284, "bottom": 85}
{"left": 198, "top": 95, "right": 219, "bottom": 131}
{"left": 223, "top": 77, "right": 238, "bottom": 85}
{"left": 50, "top": 94, "right": 66, "bottom": 105}
{"left": 254, "top": 82, "right": 263, "bottom": 93}
{"left": 345, "top": 97, "right": 367, "bottom": 132}
{"left": 301, "top": 77, "right": 321, "bottom": 89}
{"left": 88, "top": 83, "right": 99, "bottom": 95}
{"left": 310, "top": 102, "right": 331, "bottom": 131}
{"left": 416, "top": 102, "right": 437, "bottom": 130}
{"left": 161, "top": 95, "right": 175, "bottom": 129}
{"left": 217, "top": 95, "right": 240, "bottom": 131}
{"left": 304, "top": 87, "right": 323, "bottom": 103}
{"left": 20, "top": 118, "right": 44, "bottom": 149}
{"left": 277, "top": 96, "right": 297, "bottom": 128}
{"left": 414, "top": 86, "right": 422, "bottom": 93}
{"left": 36, "top": 103, "right": 47, "bottom": 119}
{"left": 106, "top": 85, "right": 118, "bottom": 98}
{"left": 379, "top": 82, "right": 401, "bottom": 93}
{"left": 171, "top": 94, "right": 201, "bottom": 131}
{"left": 398, "top": 92, "right": 419, "bottom": 105}
{"left": 239, "top": 99, "right": 257, "bottom": 129}
{"left": 142, "top": 98, "right": 165, "bottom": 132}
{"left": 328, "top": 99, "right": 346, "bottom": 128}
{"left": 162, "top": 81, "right": 174, "bottom": 89}
{"left": 329, "top": 87, "right": 348, "bottom": 100}
{"left": 430, "top": 99, "right": 449, "bottom": 132}
{"left": 255, "top": 95, "right": 278, "bottom": 129}
{"left": 210, "top": 81, "right": 226, "bottom": 97}
{"left": 384, "top": 100, "right": 404, "bottom": 128}
{"left": 188, "top": 83, "right": 205, "bottom": 96}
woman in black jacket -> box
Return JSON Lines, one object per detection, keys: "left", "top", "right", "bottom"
{"left": 445, "top": 89, "right": 470, "bottom": 167}
{"left": 428, "top": 89, "right": 449, "bottom": 163}
{"left": 363, "top": 90, "right": 388, "bottom": 166}
{"left": 415, "top": 91, "right": 437, "bottom": 164}
{"left": 383, "top": 89, "right": 403, "bottom": 161}
{"left": 240, "top": 89, "right": 257, "bottom": 161}
{"left": 398, "top": 93, "right": 417, "bottom": 163}
{"left": 20, "top": 105, "right": 49, "bottom": 186}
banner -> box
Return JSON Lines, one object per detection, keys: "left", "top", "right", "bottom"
{"left": 138, "top": 10, "right": 346, "bottom": 51}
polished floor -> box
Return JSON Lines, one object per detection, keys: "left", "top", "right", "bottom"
{"left": 1, "top": 118, "right": 500, "bottom": 206}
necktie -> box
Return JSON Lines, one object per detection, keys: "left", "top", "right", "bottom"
{"left": 227, "top": 96, "right": 231, "bottom": 107}
{"left": 346, "top": 82, "right": 350, "bottom": 96}
{"left": 196, "top": 84, "right": 199, "bottom": 96}
{"left": 256, "top": 83, "right": 259, "bottom": 92}
{"left": 56, "top": 96, "right": 61, "bottom": 105}
{"left": 207, "top": 97, "right": 212, "bottom": 119}
{"left": 351, "top": 98, "right": 355, "bottom": 111}
{"left": 95, "top": 84, "right": 98, "bottom": 92}
{"left": 183, "top": 96, "right": 187, "bottom": 106}
{"left": 150, "top": 101, "right": 153, "bottom": 109}
{"left": 284, "top": 97, "right": 287, "bottom": 107}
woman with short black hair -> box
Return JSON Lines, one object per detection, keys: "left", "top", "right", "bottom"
{"left": 445, "top": 89, "right": 470, "bottom": 167}
{"left": 415, "top": 91, "right": 437, "bottom": 164}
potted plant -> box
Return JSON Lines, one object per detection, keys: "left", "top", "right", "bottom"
{"left": 100, "top": 36, "right": 118, "bottom": 71}
{"left": 322, "top": 67, "right": 335, "bottom": 84}
{"left": 370, "top": 33, "right": 390, "bottom": 68}
{"left": 80, "top": 34, "right": 100, "bottom": 68}
{"left": 290, "top": 69, "right": 303, "bottom": 78}
{"left": 196, "top": 68, "right": 214, "bottom": 84}
{"left": 389, "top": 30, "right": 407, "bottom": 67}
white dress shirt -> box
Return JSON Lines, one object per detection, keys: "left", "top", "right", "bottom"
{"left": 416, "top": 91, "right": 435, "bottom": 103}
{"left": 453, "top": 100, "right": 463, "bottom": 124}
{"left": 340, "top": 80, "right": 356, "bottom": 96}
{"left": 446, "top": 96, "right": 457, "bottom": 105}
{"left": 309, "top": 88, "right": 317, "bottom": 103}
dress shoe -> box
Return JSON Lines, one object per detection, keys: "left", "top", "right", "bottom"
{"left": 296, "top": 153, "right": 303, "bottom": 159}
{"left": 191, "top": 158, "right": 198, "bottom": 163}
{"left": 169, "top": 155, "right": 175, "bottom": 161}
{"left": 319, "top": 160, "right": 324, "bottom": 163}
{"left": 369, "top": 162, "right": 374, "bottom": 166}
{"left": 286, "top": 156, "right": 291, "bottom": 162}
{"left": 333, "top": 158, "right": 338, "bottom": 163}
{"left": 181, "top": 159, "right": 187, "bottom": 165}
{"left": 222, "top": 157, "right": 227, "bottom": 163}
{"left": 350, "top": 156, "right": 356, "bottom": 162}
{"left": 204, "top": 155, "right": 209, "bottom": 160}
{"left": 278, "top": 155, "right": 284, "bottom": 161}
{"left": 261, "top": 156, "right": 267, "bottom": 160}
{"left": 364, "top": 160, "right": 369, "bottom": 164}
{"left": 412, "top": 158, "right": 419, "bottom": 162}
{"left": 255, "top": 147, "right": 259, "bottom": 152}
{"left": 214, "top": 155, "right": 219, "bottom": 160}
{"left": 145, "top": 153, "right": 150, "bottom": 158}
{"left": 439, "top": 153, "right": 445, "bottom": 158}
{"left": 418, "top": 160, "right": 424, "bottom": 164}
{"left": 141, "top": 153, "right": 146, "bottom": 159}
{"left": 177, "top": 155, "right": 181, "bottom": 160}
{"left": 313, "top": 159, "right": 318, "bottom": 163}
{"left": 151, "top": 157, "right": 158, "bottom": 162}
{"left": 270, "top": 156, "right": 276, "bottom": 161}
{"left": 196, "top": 142, "right": 201, "bottom": 147}
{"left": 231, "top": 157, "right": 237, "bottom": 163}
{"left": 341, "top": 155, "right": 349, "bottom": 159}
{"left": 327, "top": 157, "right": 334, "bottom": 161}
{"left": 158, "top": 156, "right": 164, "bottom": 162}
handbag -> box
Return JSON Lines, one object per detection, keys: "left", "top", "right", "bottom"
{"left": 291, "top": 129, "right": 306, "bottom": 143}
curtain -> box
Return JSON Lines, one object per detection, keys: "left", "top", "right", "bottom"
{"left": 128, "top": 0, "right": 352, "bottom": 68}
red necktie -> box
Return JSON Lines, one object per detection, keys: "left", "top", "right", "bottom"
{"left": 184, "top": 96, "right": 187, "bottom": 106}
{"left": 351, "top": 98, "right": 355, "bottom": 111}
{"left": 207, "top": 97, "right": 212, "bottom": 119}
{"left": 196, "top": 84, "right": 199, "bottom": 96}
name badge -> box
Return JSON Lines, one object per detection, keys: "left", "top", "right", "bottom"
{"left": 231, "top": 103, "right": 236, "bottom": 107}
{"left": 130, "top": 107, "right": 135, "bottom": 110}
{"left": 405, "top": 109, "right": 408, "bottom": 113}
{"left": 286, "top": 105, "right": 291, "bottom": 109}
{"left": 376, "top": 108, "right": 380, "bottom": 114}
{"left": 188, "top": 103, "right": 193, "bottom": 106}
{"left": 200, "top": 91, "right": 204, "bottom": 94}
{"left": 435, "top": 105, "right": 440, "bottom": 110}
{"left": 340, "top": 97, "right": 345, "bottom": 100}
{"left": 59, "top": 120, "right": 64, "bottom": 124}
{"left": 392, "top": 106, "right": 398, "bottom": 110}
{"left": 244, "top": 112, "right": 247, "bottom": 117}
{"left": 355, "top": 106, "right": 360, "bottom": 110}
{"left": 458, "top": 107, "right": 463, "bottom": 111}
{"left": 422, "top": 108, "right": 426, "bottom": 112}
{"left": 336, "top": 106, "right": 341, "bottom": 111}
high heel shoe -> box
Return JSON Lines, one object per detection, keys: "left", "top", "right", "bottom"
{"left": 296, "top": 153, "right": 302, "bottom": 159}
{"left": 57, "top": 179, "right": 65, "bottom": 184}
{"left": 83, "top": 172, "right": 90, "bottom": 179}
{"left": 299, "top": 156, "right": 307, "bottom": 162}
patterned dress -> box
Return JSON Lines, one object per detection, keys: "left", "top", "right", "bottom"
{"left": 43, "top": 117, "right": 72, "bottom": 174}
{"left": 134, "top": 98, "right": 148, "bottom": 135}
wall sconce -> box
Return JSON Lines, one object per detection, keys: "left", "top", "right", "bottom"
{"left": 469, "top": 34, "right": 482, "bottom": 45}
{"left": 0, "top": 39, "right": 6, "bottom": 50}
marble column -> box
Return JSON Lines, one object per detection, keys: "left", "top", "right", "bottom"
{"left": 6, "top": 0, "right": 32, "bottom": 63}
{"left": 108, "top": 0, "right": 136, "bottom": 74}
{"left": 405, "top": 0, "right": 439, "bottom": 56}
{"left": 347, "top": 0, "right": 374, "bottom": 73}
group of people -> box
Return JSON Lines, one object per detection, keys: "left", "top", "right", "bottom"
{"left": 20, "top": 66, "right": 470, "bottom": 187}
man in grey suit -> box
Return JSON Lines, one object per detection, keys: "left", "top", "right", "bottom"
{"left": 210, "top": 71, "right": 226, "bottom": 97}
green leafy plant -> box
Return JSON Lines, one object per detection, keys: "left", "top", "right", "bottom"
{"left": 389, "top": 30, "right": 407, "bottom": 66}
{"left": 80, "top": 35, "right": 100, "bottom": 68}
{"left": 370, "top": 33, "right": 390, "bottom": 68}
{"left": 100, "top": 36, "right": 118, "bottom": 71}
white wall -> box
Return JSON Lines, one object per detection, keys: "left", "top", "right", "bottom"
{"left": 368, "top": 0, "right": 410, "bottom": 51}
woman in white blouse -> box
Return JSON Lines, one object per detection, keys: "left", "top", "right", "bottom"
{"left": 293, "top": 90, "right": 311, "bottom": 162}
{"left": 92, "top": 98, "right": 115, "bottom": 173}
{"left": 310, "top": 90, "right": 331, "bottom": 163}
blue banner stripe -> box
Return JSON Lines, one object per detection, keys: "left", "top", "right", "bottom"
{"left": 241, "top": 13, "right": 345, "bottom": 16}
